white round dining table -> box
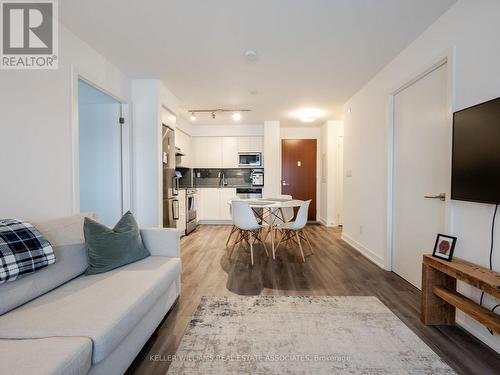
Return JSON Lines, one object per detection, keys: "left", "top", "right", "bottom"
{"left": 228, "top": 198, "right": 305, "bottom": 259}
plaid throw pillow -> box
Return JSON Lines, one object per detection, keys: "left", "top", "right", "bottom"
{"left": 0, "top": 219, "right": 56, "bottom": 284}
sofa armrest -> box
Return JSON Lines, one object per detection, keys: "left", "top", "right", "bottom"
{"left": 140, "top": 228, "right": 181, "bottom": 257}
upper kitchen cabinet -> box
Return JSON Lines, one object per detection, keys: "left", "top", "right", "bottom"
{"left": 205, "top": 137, "right": 222, "bottom": 168}
{"left": 191, "top": 136, "right": 263, "bottom": 168}
{"left": 237, "top": 137, "right": 263, "bottom": 152}
{"left": 222, "top": 137, "right": 238, "bottom": 168}
{"left": 175, "top": 128, "right": 191, "bottom": 167}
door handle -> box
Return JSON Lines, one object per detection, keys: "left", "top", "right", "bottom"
{"left": 172, "top": 200, "right": 180, "bottom": 220}
{"left": 424, "top": 193, "right": 446, "bottom": 201}
{"left": 282, "top": 180, "right": 289, "bottom": 187}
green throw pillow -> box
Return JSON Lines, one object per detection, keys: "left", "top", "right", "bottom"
{"left": 84, "top": 211, "right": 150, "bottom": 275}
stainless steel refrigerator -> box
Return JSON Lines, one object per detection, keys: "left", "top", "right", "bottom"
{"left": 162, "top": 125, "right": 180, "bottom": 228}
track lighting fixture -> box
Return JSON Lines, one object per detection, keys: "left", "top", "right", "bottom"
{"left": 187, "top": 108, "right": 251, "bottom": 122}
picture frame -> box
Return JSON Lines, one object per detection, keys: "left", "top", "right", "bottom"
{"left": 432, "top": 234, "right": 457, "bottom": 261}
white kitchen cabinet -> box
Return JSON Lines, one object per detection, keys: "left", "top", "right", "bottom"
{"left": 219, "top": 188, "right": 237, "bottom": 220}
{"left": 175, "top": 129, "right": 191, "bottom": 167}
{"left": 192, "top": 136, "right": 263, "bottom": 168}
{"left": 237, "top": 137, "right": 251, "bottom": 152}
{"left": 237, "top": 136, "right": 263, "bottom": 152}
{"left": 205, "top": 137, "right": 222, "bottom": 168}
{"left": 250, "top": 136, "right": 263, "bottom": 152}
{"left": 191, "top": 137, "right": 207, "bottom": 168}
{"left": 197, "top": 187, "right": 236, "bottom": 221}
{"left": 197, "top": 188, "right": 219, "bottom": 220}
{"left": 222, "top": 137, "right": 238, "bottom": 168}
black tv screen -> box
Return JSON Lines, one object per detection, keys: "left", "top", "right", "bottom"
{"left": 451, "top": 97, "right": 500, "bottom": 204}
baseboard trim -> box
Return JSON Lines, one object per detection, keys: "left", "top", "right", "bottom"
{"left": 456, "top": 314, "right": 500, "bottom": 354}
{"left": 319, "top": 218, "right": 338, "bottom": 227}
{"left": 198, "top": 220, "right": 232, "bottom": 225}
{"left": 341, "top": 233, "right": 385, "bottom": 269}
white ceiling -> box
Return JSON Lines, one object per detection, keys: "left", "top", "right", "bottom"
{"left": 60, "top": 0, "right": 456, "bottom": 126}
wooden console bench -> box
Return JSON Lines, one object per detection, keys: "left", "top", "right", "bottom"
{"left": 421, "top": 254, "right": 500, "bottom": 334}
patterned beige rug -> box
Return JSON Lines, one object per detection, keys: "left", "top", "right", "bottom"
{"left": 167, "top": 296, "right": 455, "bottom": 374}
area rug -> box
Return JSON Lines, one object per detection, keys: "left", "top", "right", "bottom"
{"left": 167, "top": 296, "right": 455, "bottom": 374}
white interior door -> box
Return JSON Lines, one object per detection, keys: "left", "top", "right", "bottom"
{"left": 78, "top": 80, "right": 123, "bottom": 226}
{"left": 392, "top": 63, "right": 449, "bottom": 289}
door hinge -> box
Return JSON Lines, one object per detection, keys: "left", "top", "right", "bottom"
{"left": 119, "top": 117, "right": 125, "bottom": 125}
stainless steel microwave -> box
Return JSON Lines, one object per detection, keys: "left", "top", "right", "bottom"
{"left": 238, "top": 152, "right": 262, "bottom": 167}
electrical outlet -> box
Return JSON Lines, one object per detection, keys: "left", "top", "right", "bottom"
{"left": 346, "top": 169, "right": 352, "bottom": 178}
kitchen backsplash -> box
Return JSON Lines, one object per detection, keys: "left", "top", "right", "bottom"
{"left": 194, "top": 168, "right": 259, "bottom": 187}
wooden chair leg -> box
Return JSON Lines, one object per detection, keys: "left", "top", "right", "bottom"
{"left": 275, "top": 230, "right": 286, "bottom": 253}
{"left": 258, "top": 229, "right": 269, "bottom": 256}
{"left": 226, "top": 225, "right": 237, "bottom": 247}
{"left": 229, "top": 230, "right": 241, "bottom": 259}
{"left": 295, "top": 232, "right": 306, "bottom": 262}
{"left": 302, "top": 229, "right": 314, "bottom": 254}
{"left": 249, "top": 232, "right": 254, "bottom": 265}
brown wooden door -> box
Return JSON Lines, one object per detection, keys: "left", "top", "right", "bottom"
{"left": 281, "top": 139, "right": 317, "bottom": 220}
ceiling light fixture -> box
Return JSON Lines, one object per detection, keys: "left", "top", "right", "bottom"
{"left": 292, "top": 108, "right": 325, "bottom": 123}
{"left": 244, "top": 49, "right": 258, "bottom": 61}
{"left": 300, "top": 117, "right": 315, "bottom": 123}
{"left": 187, "top": 108, "right": 251, "bottom": 121}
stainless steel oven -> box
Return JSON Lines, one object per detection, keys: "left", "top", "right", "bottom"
{"left": 186, "top": 188, "right": 198, "bottom": 235}
{"left": 238, "top": 152, "right": 262, "bottom": 167}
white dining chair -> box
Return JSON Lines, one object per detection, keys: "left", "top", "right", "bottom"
{"left": 225, "top": 196, "right": 241, "bottom": 247}
{"left": 230, "top": 201, "right": 269, "bottom": 265}
{"left": 269, "top": 195, "right": 294, "bottom": 224}
{"left": 274, "top": 200, "right": 313, "bottom": 262}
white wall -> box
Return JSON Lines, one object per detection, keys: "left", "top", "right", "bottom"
{"left": 263, "top": 121, "right": 281, "bottom": 197}
{"left": 342, "top": 0, "right": 500, "bottom": 351}
{"left": 0, "top": 24, "right": 130, "bottom": 222}
{"left": 320, "top": 120, "right": 343, "bottom": 226}
{"left": 190, "top": 124, "right": 263, "bottom": 137}
{"left": 131, "top": 80, "right": 181, "bottom": 227}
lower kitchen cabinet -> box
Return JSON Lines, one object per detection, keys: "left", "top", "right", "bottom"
{"left": 197, "top": 187, "right": 236, "bottom": 221}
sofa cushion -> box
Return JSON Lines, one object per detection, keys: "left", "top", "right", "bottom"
{"left": 0, "top": 213, "right": 94, "bottom": 315}
{"left": 0, "top": 256, "right": 181, "bottom": 364}
{"left": 0, "top": 337, "right": 92, "bottom": 375}
{"left": 84, "top": 211, "right": 150, "bottom": 275}
{"left": 0, "top": 219, "right": 56, "bottom": 284}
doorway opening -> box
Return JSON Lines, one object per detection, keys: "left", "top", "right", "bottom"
{"left": 78, "top": 79, "right": 127, "bottom": 226}
{"left": 281, "top": 139, "right": 317, "bottom": 220}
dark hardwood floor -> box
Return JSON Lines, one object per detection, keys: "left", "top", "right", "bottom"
{"left": 127, "top": 224, "right": 500, "bottom": 375}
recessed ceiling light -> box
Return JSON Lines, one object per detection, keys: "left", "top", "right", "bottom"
{"left": 292, "top": 108, "right": 324, "bottom": 122}
{"left": 232, "top": 112, "right": 241, "bottom": 121}
{"left": 190, "top": 113, "right": 196, "bottom": 121}
{"left": 245, "top": 49, "right": 258, "bottom": 61}
{"left": 300, "top": 117, "right": 315, "bottom": 123}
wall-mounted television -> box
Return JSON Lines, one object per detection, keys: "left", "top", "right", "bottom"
{"left": 451, "top": 97, "right": 500, "bottom": 204}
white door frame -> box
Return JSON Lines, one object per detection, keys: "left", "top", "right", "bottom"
{"left": 385, "top": 48, "right": 457, "bottom": 271}
{"left": 70, "top": 66, "right": 131, "bottom": 216}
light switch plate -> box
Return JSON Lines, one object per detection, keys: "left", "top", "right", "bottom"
{"left": 346, "top": 169, "right": 352, "bottom": 177}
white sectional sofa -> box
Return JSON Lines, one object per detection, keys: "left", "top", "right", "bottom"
{"left": 0, "top": 214, "right": 182, "bottom": 375}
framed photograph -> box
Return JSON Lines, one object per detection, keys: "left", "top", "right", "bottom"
{"left": 432, "top": 234, "right": 457, "bottom": 261}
